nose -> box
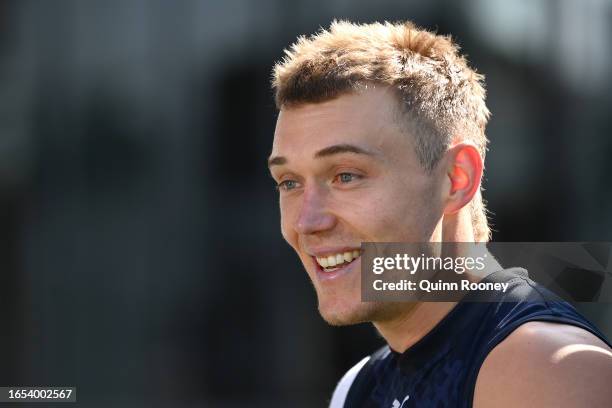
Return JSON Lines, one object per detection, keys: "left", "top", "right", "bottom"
{"left": 294, "top": 184, "right": 337, "bottom": 235}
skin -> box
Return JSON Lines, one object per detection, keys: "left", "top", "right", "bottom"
{"left": 474, "top": 321, "right": 612, "bottom": 408}
{"left": 269, "top": 86, "right": 483, "bottom": 345}
{"left": 268, "top": 86, "right": 612, "bottom": 405}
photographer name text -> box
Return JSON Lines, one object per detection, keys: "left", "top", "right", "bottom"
{"left": 372, "top": 279, "right": 509, "bottom": 293}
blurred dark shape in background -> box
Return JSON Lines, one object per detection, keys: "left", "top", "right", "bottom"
{"left": 0, "top": 1, "right": 610, "bottom": 407}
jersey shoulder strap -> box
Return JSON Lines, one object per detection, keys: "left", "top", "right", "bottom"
{"left": 329, "top": 346, "right": 389, "bottom": 408}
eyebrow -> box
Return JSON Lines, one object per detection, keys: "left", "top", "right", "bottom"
{"left": 267, "top": 143, "right": 375, "bottom": 168}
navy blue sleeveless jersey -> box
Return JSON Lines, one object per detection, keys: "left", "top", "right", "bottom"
{"left": 330, "top": 268, "right": 611, "bottom": 408}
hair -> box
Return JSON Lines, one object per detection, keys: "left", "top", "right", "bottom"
{"left": 271, "top": 20, "right": 492, "bottom": 242}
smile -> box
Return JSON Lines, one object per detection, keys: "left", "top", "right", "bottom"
{"left": 315, "top": 250, "right": 361, "bottom": 272}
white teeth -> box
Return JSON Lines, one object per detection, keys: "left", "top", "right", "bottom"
{"left": 315, "top": 250, "right": 361, "bottom": 269}
{"left": 327, "top": 255, "right": 337, "bottom": 267}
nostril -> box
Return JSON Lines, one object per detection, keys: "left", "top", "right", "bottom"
{"left": 295, "top": 211, "right": 336, "bottom": 235}
{"left": 294, "top": 186, "right": 337, "bottom": 234}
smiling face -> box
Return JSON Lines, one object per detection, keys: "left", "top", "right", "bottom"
{"left": 269, "top": 87, "right": 447, "bottom": 325}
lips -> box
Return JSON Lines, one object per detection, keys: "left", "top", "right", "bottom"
{"left": 306, "top": 248, "right": 362, "bottom": 285}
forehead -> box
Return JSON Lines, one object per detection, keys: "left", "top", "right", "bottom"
{"left": 271, "top": 87, "right": 409, "bottom": 159}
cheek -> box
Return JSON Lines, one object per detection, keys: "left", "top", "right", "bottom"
{"left": 327, "top": 192, "right": 393, "bottom": 238}
{"left": 359, "top": 177, "right": 437, "bottom": 239}
{"left": 389, "top": 183, "right": 441, "bottom": 238}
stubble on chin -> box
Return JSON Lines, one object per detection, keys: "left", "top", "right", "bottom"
{"left": 318, "top": 300, "right": 407, "bottom": 327}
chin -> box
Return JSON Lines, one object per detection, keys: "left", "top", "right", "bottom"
{"left": 318, "top": 298, "right": 410, "bottom": 326}
{"left": 318, "top": 299, "right": 382, "bottom": 326}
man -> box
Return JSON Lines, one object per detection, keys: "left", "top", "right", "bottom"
{"left": 267, "top": 20, "right": 612, "bottom": 407}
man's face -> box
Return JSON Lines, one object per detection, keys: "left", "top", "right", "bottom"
{"left": 269, "top": 87, "right": 445, "bottom": 325}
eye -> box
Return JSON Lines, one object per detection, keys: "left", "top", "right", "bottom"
{"left": 277, "top": 179, "right": 299, "bottom": 192}
{"left": 334, "top": 172, "right": 361, "bottom": 184}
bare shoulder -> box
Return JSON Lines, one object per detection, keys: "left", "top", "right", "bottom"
{"left": 473, "top": 321, "right": 612, "bottom": 408}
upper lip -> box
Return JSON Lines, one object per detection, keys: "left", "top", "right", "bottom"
{"left": 306, "top": 246, "right": 362, "bottom": 257}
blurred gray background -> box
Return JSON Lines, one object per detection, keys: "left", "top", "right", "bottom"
{"left": 0, "top": 0, "right": 610, "bottom": 407}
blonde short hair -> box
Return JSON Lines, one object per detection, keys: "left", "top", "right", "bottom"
{"left": 272, "top": 20, "right": 492, "bottom": 241}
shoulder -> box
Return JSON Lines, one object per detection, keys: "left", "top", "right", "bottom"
{"left": 474, "top": 321, "right": 612, "bottom": 408}
{"left": 329, "top": 356, "right": 370, "bottom": 408}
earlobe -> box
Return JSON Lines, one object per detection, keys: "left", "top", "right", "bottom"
{"left": 444, "top": 143, "right": 483, "bottom": 214}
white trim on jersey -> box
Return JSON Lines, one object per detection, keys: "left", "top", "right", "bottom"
{"left": 329, "top": 356, "right": 371, "bottom": 408}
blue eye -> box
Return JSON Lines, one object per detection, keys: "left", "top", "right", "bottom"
{"left": 336, "top": 173, "right": 358, "bottom": 183}
{"left": 277, "top": 180, "right": 298, "bottom": 191}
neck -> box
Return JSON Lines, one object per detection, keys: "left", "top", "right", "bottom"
{"left": 373, "top": 253, "right": 502, "bottom": 352}
{"left": 373, "top": 301, "right": 457, "bottom": 352}
{"left": 440, "top": 208, "right": 475, "bottom": 242}
{"left": 374, "top": 210, "right": 501, "bottom": 353}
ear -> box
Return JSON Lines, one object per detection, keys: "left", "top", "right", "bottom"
{"left": 443, "top": 142, "right": 483, "bottom": 215}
